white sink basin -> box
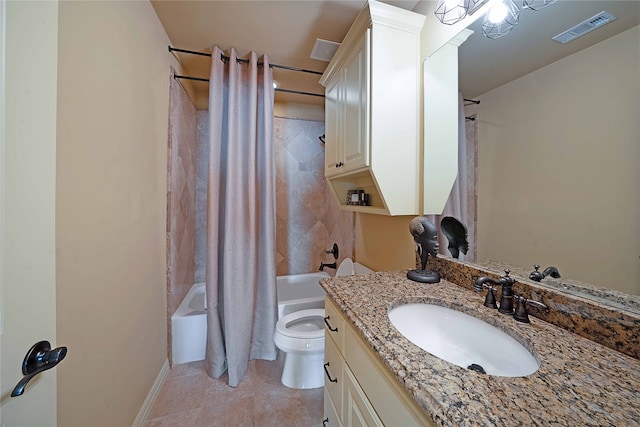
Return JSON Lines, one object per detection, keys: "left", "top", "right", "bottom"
{"left": 388, "top": 303, "right": 539, "bottom": 377}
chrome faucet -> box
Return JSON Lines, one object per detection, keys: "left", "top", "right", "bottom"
{"left": 473, "top": 269, "right": 516, "bottom": 314}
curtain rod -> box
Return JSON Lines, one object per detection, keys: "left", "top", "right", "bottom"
{"left": 173, "top": 74, "right": 325, "bottom": 98}
{"left": 464, "top": 98, "right": 480, "bottom": 105}
{"left": 169, "top": 46, "right": 324, "bottom": 76}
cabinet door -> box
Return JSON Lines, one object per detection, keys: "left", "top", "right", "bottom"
{"left": 324, "top": 388, "right": 343, "bottom": 427}
{"left": 343, "top": 366, "right": 384, "bottom": 427}
{"left": 324, "top": 333, "right": 344, "bottom": 421}
{"left": 324, "top": 75, "right": 342, "bottom": 177}
{"left": 342, "top": 29, "right": 370, "bottom": 174}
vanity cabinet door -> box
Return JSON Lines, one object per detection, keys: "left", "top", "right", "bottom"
{"left": 324, "top": 385, "right": 343, "bottom": 427}
{"left": 345, "top": 326, "right": 433, "bottom": 426}
{"left": 343, "top": 366, "right": 384, "bottom": 427}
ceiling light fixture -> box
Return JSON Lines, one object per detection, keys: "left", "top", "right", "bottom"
{"left": 435, "top": 0, "right": 557, "bottom": 39}
{"left": 482, "top": 0, "right": 521, "bottom": 39}
{"left": 435, "top": 0, "right": 492, "bottom": 25}
{"left": 522, "top": 0, "right": 557, "bottom": 11}
{"left": 434, "top": 0, "right": 469, "bottom": 25}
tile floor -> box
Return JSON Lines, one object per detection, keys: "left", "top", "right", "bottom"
{"left": 144, "top": 353, "right": 324, "bottom": 427}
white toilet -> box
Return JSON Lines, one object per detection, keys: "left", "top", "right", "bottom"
{"left": 273, "top": 258, "right": 374, "bottom": 389}
{"left": 273, "top": 308, "right": 325, "bottom": 389}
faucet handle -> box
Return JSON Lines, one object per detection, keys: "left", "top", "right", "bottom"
{"left": 474, "top": 283, "right": 498, "bottom": 309}
{"left": 513, "top": 295, "right": 548, "bottom": 323}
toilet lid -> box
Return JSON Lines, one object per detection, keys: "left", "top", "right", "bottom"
{"left": 276, "top": 309, "right": 325, "bottom": 339}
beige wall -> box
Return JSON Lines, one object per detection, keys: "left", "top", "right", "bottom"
{"left": 56, "top": 1, "right": 179, "bottom": 425}
{"left": 468, "top": 25, "right": 640, "bottom": 295}
{"left": 355, "top": 214, "right": 417, "bottom": 271}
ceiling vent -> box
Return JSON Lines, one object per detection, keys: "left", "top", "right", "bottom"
{"left": 310, "top": 38, "right": 341, "bottom": 62}
{"left": 552, "top": 11, "right": 616, "bottom": 44}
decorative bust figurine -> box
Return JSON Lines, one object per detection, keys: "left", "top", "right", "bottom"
{"left": 407, "top": 216, "right": 441, "bottom": 283}
{"left": 440, "top": 216, "right": 469, "bottom": 259}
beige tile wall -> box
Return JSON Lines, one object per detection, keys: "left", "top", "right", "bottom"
{"left": 167, "top": 72, "right": 197, "bottom": 363}
{"left": 274, "top": 117, "right": 355, "bottom": 276}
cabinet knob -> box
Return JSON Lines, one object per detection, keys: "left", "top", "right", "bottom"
{"left": 335, "top": 162, "right": 344, "bottom": 168}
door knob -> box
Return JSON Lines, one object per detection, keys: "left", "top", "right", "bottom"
{"left": 11, "top": 340, "right": 67, "bottom": 397}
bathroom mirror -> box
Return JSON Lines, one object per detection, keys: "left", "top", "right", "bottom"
{"left": 440, "top": 1, "right": 640, "bottom": 312}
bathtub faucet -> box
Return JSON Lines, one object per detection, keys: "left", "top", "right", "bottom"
{"left": 319, "top": 262, "right": 336, "bottom": 271}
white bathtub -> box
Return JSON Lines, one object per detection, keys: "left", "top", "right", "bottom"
{"left": 171, "top": 282, "right": 206, "bottom": 365}
{"left": 171, "top": 259, "right": 374, "bottom": 365}
{"left": 276, "top": 271, "right": 330, "bottom": 319}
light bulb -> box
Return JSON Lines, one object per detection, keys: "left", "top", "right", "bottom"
{"left": 487, "top": 1, "right": 508, "bottom": 23}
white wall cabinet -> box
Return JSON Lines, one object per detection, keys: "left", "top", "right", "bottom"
{"left": 320, "top": 0, "right": 425, "bottom": 216}
{"left": 323, "top": 297, "right": 435, "bottom": 427}
{"left": 324, "top": 30, "right": 369, "bottom": 178}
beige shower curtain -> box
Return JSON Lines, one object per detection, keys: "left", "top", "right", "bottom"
{"left": 205, "top": 46, "right": 277, "bottom": 386}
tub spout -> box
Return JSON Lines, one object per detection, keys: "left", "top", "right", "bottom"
{"left": 319, "top": 262, "right": 336, "bottom": 271}
{"left": 529, "top": 264, "right": 561, "bottom": 282}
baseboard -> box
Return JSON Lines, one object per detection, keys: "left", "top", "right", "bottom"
{"left": 131, "top": 359, "right": 170, "bottom": 427}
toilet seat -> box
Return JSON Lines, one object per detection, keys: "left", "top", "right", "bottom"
{"left": 276, "top": 309, "right": 324, "bottom": 339}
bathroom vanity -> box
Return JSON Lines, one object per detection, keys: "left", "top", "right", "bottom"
{"left": 320, "top": 263, "right": 640, "bottom": 426}
{"left": 323, "top": 297, "right": 434, "bottom": 427}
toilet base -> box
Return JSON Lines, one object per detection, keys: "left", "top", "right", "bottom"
{"left": 280, "top": 350, "right": 324, "bottom": 389}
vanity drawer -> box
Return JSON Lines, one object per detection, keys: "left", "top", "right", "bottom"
{"left": 324, "top": 297, "right": 345, "bottom": 351}
{"left": 324, "top": 331, "right": 344, "bottom": 421}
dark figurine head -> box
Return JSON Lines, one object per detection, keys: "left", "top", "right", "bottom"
{"left": 440, "top": 216, "right": 469, "bottom": 259}
{"left": 409, "top": 217, "right": 439, "bottom": 259}
{"left": 407, "top": 216, "right": 442, "bottom": 283}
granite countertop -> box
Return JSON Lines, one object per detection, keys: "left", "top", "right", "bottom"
{"left": 320, "top": 271, "right": 640, "bottom": 427}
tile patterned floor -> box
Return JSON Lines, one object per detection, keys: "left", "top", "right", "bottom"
{"left": 144, "top": 353, "right": 324, "bottom": 427}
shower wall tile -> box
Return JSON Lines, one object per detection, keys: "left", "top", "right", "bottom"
{"left": 273, "top": 117, "right": 354, "bottom": 276}
{"left": 167, "top": 72, "right": 197, "bottom": 364}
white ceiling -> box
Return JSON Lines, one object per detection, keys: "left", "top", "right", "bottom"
{"left": 151, "top": 0, "right": 640, "bottom": 107}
